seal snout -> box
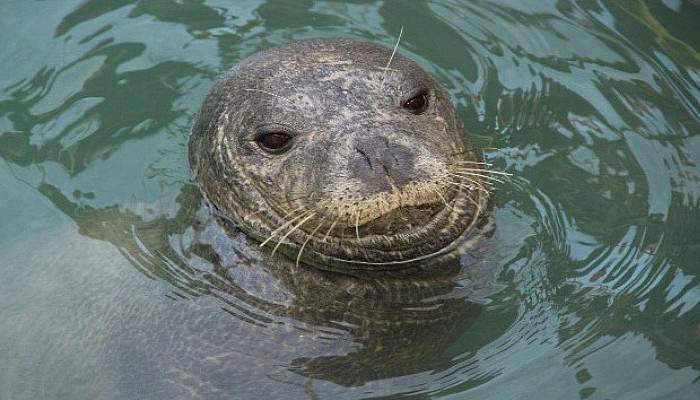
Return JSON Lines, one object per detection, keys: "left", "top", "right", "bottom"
{"left": 350, "top": 136, "right": 417, "bottom": 192}
{"left": 319, "top": 134, "right": 454, "bottom": 234}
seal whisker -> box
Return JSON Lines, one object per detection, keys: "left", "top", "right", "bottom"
{"left": 452, "top": 173, "right": 504, "bottom": 186}
{"left": 452, "top": 166, "right": 513, "bottom": 177}
{"left": 450, "top": 170, "right": 506, "bottom": 184}
{"left": 446, "top": 171, "right": 495, "bottom": 186}
{"left": 466, "top": 192, "right": 483, "bottom": 214}
{"left": 433, "top": 189, "right": 457, "bottom": 212}
{"left": 259, "top": 208, "right": 312, "bottom": 248}
{"left": 322, "top": 217, "right": 340, "bottom": 242}
{"left": 452, "top": 170, "right": 511, "bottom": 181}
{"left": 296, "top": 215, "right": 327, "bottom": 268}
{"left": 271, "top": 212, "right": 317, "bottom": 258}
{"left": 446, "top": 183, "right": 483, "bottom": 210}
{"left": 441, "top": 179, "right": 491, "bottom": 197}
{"left": 444, "top": 172, "right": 492, "bottom": 193}
{"left": 381, "top": 25, "right": 404, "bottom": 89}
{"left": 452, "top": 161, "right": 492, "bottom": 167}
{"left": 453, "top": 171, "right": 510, "bottom": 186}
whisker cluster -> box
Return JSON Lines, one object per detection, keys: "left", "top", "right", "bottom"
{"left": 256, "top": 161, "right": 512, "bottom": 266}
{"left": 441, "top": 161, "right": 513, "bottom": 211}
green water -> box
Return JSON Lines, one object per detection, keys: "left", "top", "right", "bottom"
{"left": 1, "top": 0, "right": 699, "bottom": 399}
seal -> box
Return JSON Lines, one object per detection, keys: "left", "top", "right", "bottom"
{"left": 189, "top": 38, "right": 496, "bottom": 276}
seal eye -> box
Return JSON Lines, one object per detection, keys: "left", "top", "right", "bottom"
{"left": 403, "top": 92, "right": 429, "bottom": 114}
{"left": 255, "top": 132, "right": 293, "bottom": 154}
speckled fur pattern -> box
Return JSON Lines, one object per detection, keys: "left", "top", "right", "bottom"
{"left": 189, "top": 38, "right": 486, "bottom": 275}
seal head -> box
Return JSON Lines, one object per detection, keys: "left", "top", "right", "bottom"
{"left": 189, "top": 38, "right": 486, "bottom": 275}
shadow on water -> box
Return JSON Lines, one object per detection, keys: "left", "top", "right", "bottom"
{"left": 0, "top": 0, "right": 699, "bottom": 399}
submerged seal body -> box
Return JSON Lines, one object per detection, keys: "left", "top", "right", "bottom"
{"left": 189, "top": 38, "right": 488, "bottom": 276}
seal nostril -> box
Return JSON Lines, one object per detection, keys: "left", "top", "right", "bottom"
{"left": 355, "top": 146, "right": 373, "bottom": 169}
{"left": 381, "top": 163, "right": 392, "bottom": 179}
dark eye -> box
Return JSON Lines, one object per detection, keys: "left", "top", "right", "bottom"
{"left": 403, "top": 91, "right": 429, "bottom": 114}
{"left": 255, "top": 132, "right": 293, "bottom": 154}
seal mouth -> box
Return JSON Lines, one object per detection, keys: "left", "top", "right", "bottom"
{"left": 288, "top": 180, "right": 462, "bottom": 246}
{"left": 300, "top": 183, "right": 484, "bottom": 271}
{"left": 338, "top": 201, "right": 444, "bottom": 237}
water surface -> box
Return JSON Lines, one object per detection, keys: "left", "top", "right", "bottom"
{"left": 1, "top": 1, "right": 699, "bottom": 399}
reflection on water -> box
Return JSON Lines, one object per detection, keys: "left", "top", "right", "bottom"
{"left": 0, "top": 0, "right": 698, "bottom": 399}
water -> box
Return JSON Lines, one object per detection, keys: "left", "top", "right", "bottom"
{"left": 1, "top": 0, "right": 698, "bottom": 399}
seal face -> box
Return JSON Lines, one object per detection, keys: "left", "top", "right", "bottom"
{"left": 189, "top": 38, "right": 487, "bottom": 275}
